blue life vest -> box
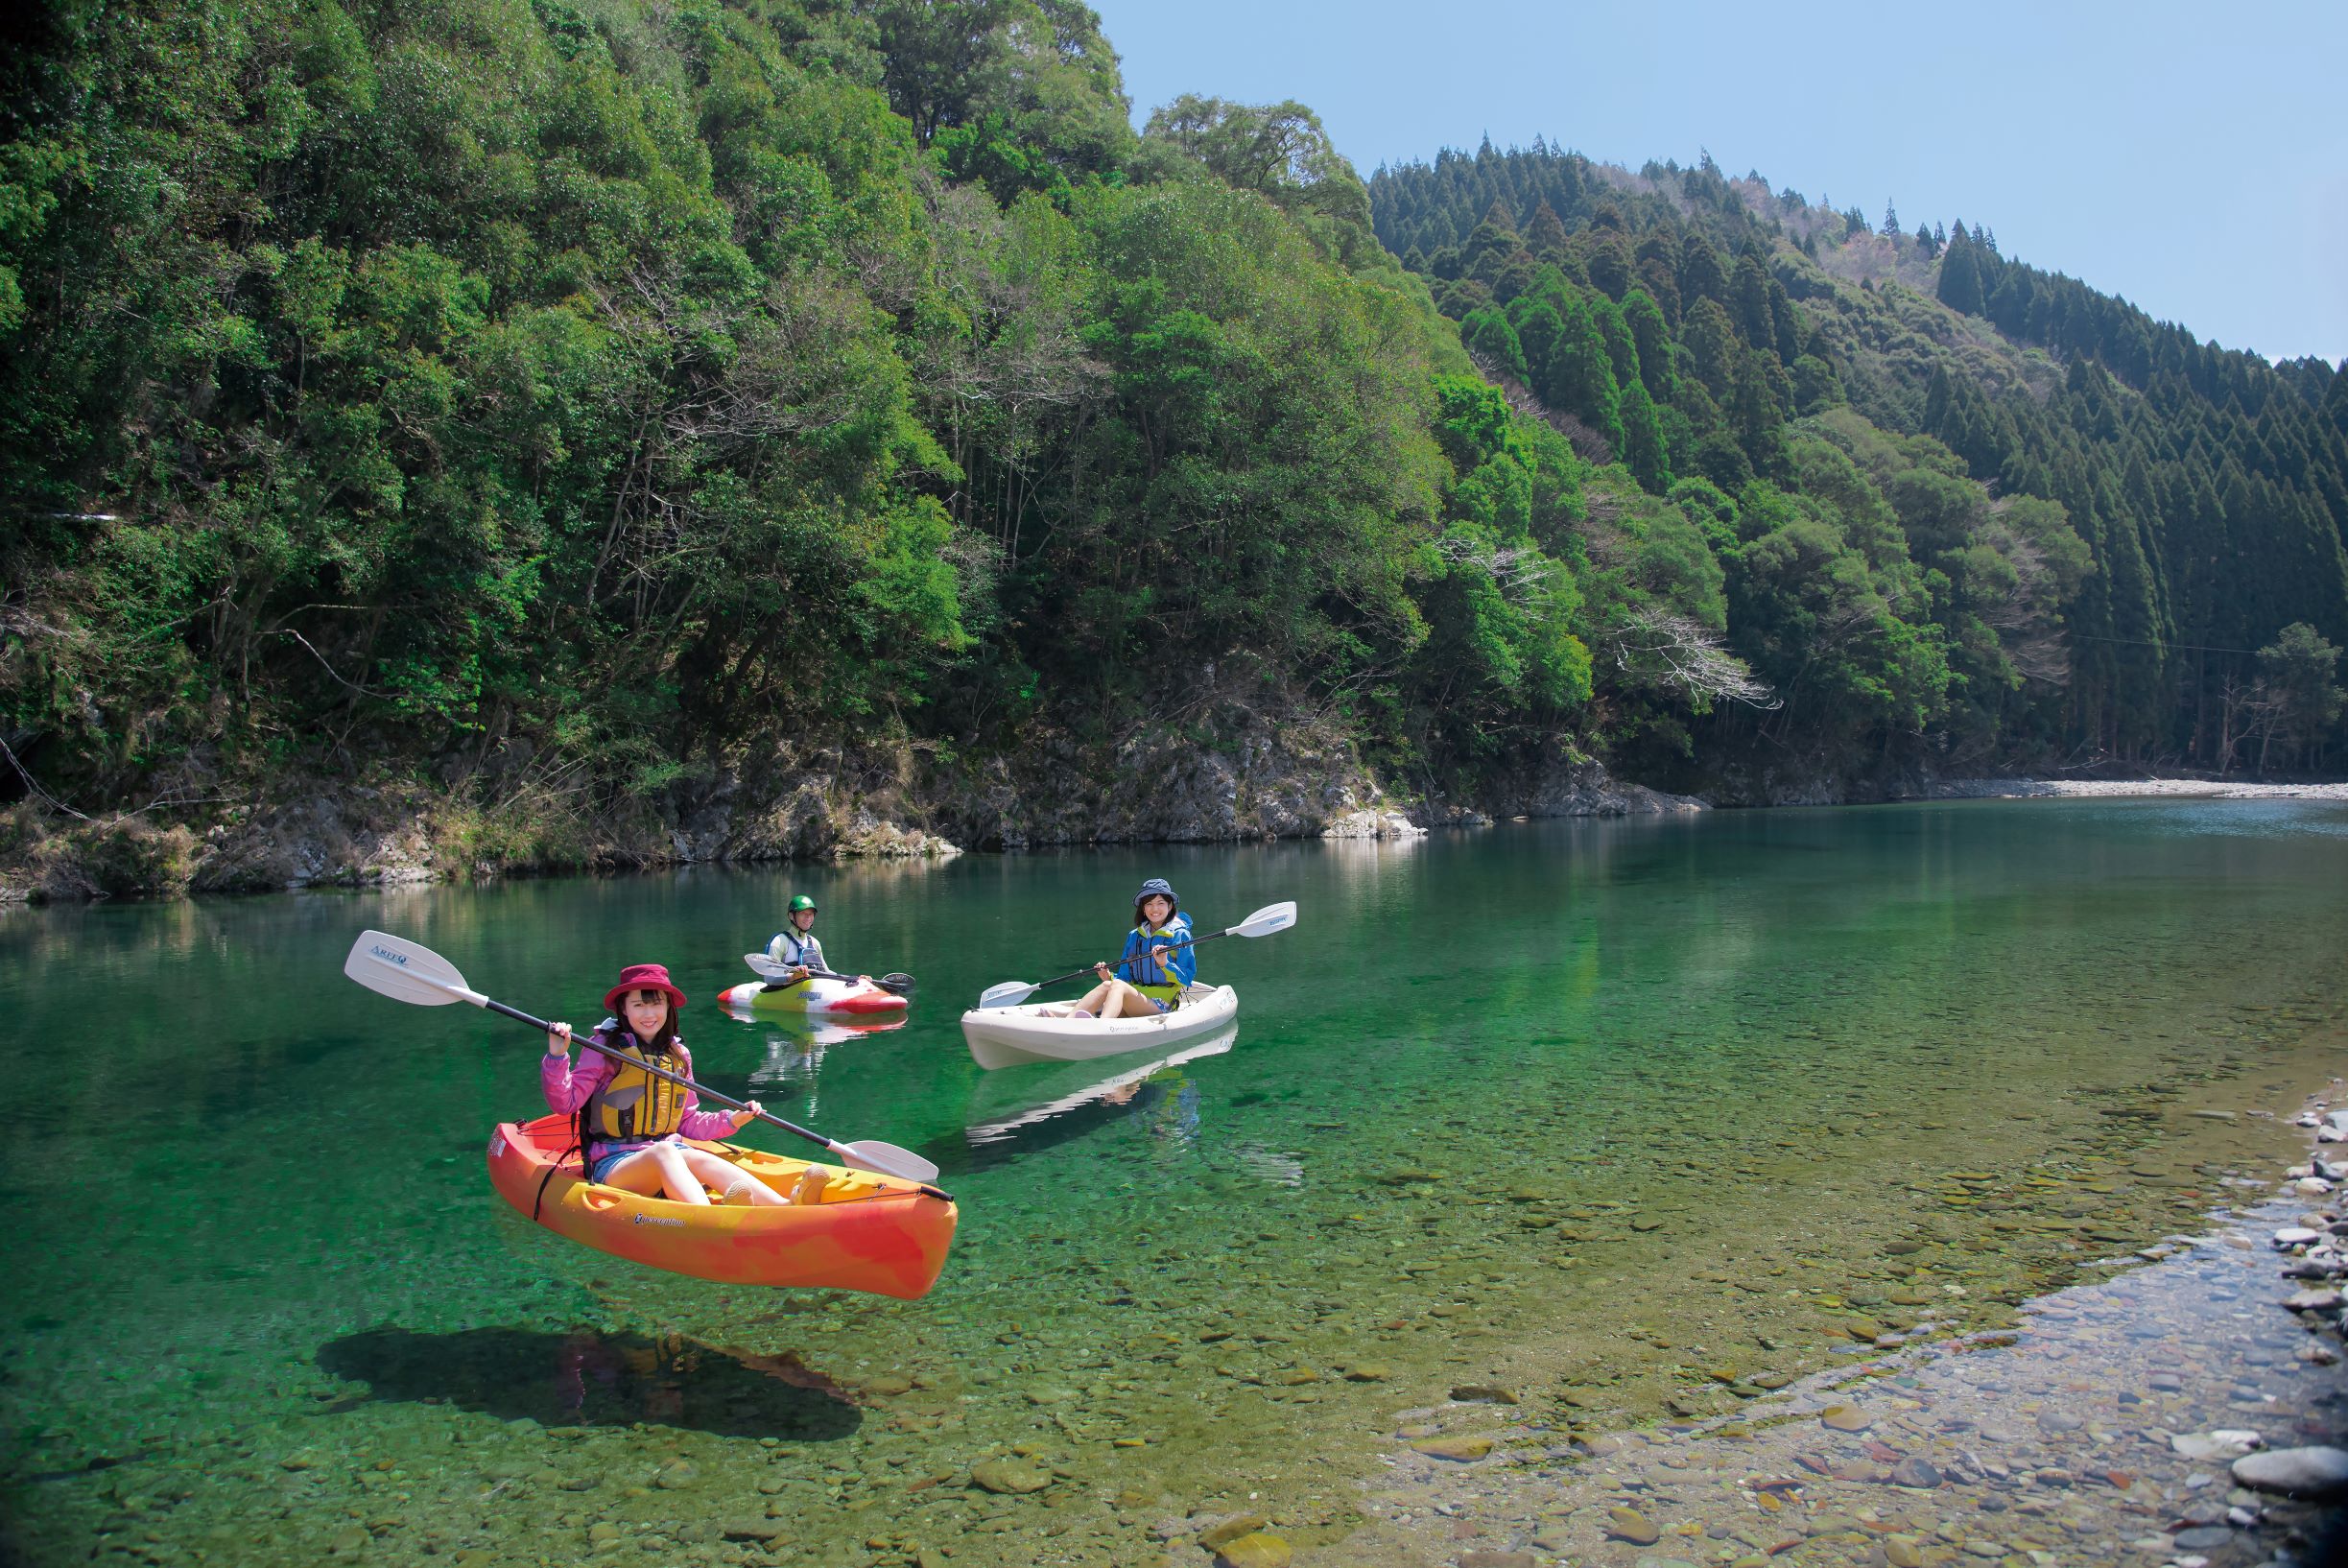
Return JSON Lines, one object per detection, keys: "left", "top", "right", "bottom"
{"left": 1115, "top": 916, "right": 1195, "bottom": 988}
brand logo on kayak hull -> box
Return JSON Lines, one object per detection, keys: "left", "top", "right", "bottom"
{"left": 631, "top": 1213, "right": 686, "bottom": 1228}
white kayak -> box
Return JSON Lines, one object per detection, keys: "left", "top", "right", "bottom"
{"left": 960, "top": 985, "right": 1240, "bottom": 1069}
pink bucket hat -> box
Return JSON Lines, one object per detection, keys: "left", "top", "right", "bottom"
{"left": 605, "top": 962, "right": 687, "bottom": 1013}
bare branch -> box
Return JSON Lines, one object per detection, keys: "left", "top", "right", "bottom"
{"left": 1602, "top": 607, "right": 1778, "bottom": 709}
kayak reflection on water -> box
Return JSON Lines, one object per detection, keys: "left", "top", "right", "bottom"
{"left": 722, "top": 1008, "right": 906, "bottom": 1094}
{"left": 955, "top": 1029, "right": 1234, "bottom": 1168}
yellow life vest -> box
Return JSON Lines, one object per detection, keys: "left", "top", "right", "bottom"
{"left": 584, "top": 1029, "right": 687, "bottom": 1142}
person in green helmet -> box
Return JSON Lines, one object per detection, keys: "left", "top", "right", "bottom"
{"left": 766, "top": 895, "right": 873, "bottom": 987}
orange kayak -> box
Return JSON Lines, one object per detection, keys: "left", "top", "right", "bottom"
{"left": 485, "top": 1114, "right": 957, "bottom": 1299}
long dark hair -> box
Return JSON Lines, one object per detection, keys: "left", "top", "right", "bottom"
{"left": 611, "top": 989, "right": 681, "bottom": 1056}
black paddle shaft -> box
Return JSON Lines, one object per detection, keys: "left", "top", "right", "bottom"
{"left": 758, "top": 966, "right": 913, "bottom": 996}
{"left": 500, "top": 999, "right": 953, "bottom": 1202}
{"left": 1028, "top": 928, "right": 1233, "bottom": 996}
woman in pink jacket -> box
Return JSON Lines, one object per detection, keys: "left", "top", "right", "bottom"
{"left": 543, "top": 963, "right": 824, "bottom": 1206}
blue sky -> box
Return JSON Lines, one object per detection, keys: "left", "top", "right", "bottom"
{"left": 1090, "top": 0, "right": 2348, "bottom": 367}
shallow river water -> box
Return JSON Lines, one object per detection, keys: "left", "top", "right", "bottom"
{"left": 5, "top": 798, "right": 2347, "bottom": 1567}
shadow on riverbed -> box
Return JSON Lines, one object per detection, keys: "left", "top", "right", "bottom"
{"left": 316, "top": 1327, "right": 861, "bottom": 1439}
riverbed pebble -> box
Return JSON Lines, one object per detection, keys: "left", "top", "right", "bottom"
{"left": 1603, "top": 1506, "right": 1660, "bottom": 1544}
{"left": 967, "top": 1460, "right": 1050, "bottom": 1495}
{"left": 2230, "top": 1446, "right": 2348, "bottom": 1498}
{"left": 1212, "top": 1532, "right": 1291, "bottom": 1568}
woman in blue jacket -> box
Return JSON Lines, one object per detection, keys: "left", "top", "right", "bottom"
{"left": 1062, "top": 878, "right": 1196, "bottom": 1020}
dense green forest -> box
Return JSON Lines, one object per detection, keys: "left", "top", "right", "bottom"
{"left": 1371, "top": 143, "right": 2348, "bottom": 781}
{"left": 3, "top": 0, "right": 2343, "bottom": 881}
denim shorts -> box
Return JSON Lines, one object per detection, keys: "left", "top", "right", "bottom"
{"left": 589, "top": 1135, "right": 681, "bottom": 1182}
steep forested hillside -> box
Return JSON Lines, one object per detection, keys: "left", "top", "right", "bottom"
{"left": 0, "top": 0, "right": 1469, "bottom": 843}
{"left": 2, "top": 3, "right": 2343, "bottom": 891}
{"left": 1372, "top": 143, "right": 2348, "bottom": 782}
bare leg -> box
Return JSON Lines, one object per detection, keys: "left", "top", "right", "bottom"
{"left": 649, "top": 1142, "right": 713, "bottom": 1204}
{"left": 677, "top": 1147, "right": 791, "bottom": 1206}
{"left": 593, "top": 1144, "right": 795, "bottom": 1206}
{"left": 592, "top": 1144, "right": 707, "bottom": 1203}
{"left": 1099, "top": 980, "right": 1159, "bottom": 1020}
{"left": 1060, "top": 982, "right": 1112, "bottom": 1017}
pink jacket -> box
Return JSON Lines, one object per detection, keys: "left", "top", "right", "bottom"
{"left": 541, "top": 1030, "right": 739, "bottom": 1158}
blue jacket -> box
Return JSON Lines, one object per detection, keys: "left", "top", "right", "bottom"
{"left": 1115, "top": 915, "right": 1196, "bottom": 988}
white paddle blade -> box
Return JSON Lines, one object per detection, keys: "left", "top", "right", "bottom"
{"left": 1232, "top": 900, "right": 1297, "bottom": 938}
{"left": 836, "top": 1139, "right": 941, "bottom": 1184}
{"left": 977, "top": 980, "right": 1038, "bottom": 1010}
{"left": 344, "top": 930, "right": 480, "bottom": 1007}
{"left": 744, "top": 952, "right": 789, "bottom": 979}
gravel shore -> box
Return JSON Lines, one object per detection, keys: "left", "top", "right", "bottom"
{"left": 1915, "top": 779, "right": 2348, "bottom": 802}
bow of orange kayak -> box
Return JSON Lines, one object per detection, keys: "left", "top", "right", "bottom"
{"left": 486, "top": 1115, "right": 955, "bottom": 1298}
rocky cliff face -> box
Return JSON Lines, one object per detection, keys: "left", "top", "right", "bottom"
{"left": 1475, "top": 741, "right": 1707, "bottom": 820}
{"left": 1, "top": 705, "right": 1700, "bottom": 900}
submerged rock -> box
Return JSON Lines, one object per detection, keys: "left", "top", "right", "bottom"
{"left": 968, "top": 1460, "right": 1051, "bottom": 1495}
{"left": 1450, "top": 1384, "right": 1517, "bottom": 1404}
{"left": 1888, "top": 1456, "right": 1942, "bottom": 1488}
{"left": 2231, "top": 1446, "right": 2348, "bottom": 1498}
{"left": 2171, "top": 1430, "right": 2265, "bottom": 1461}
{"left": 1604, "top": 1506, "right": 1661, "bottom": 1544}
{"left": 1195, "top": 1512, "right": 1269, "bottom": 1550}
{"left": 1212, "top": 1532, "right": 1292, "bottom": 1568}
{"left": 1411, "top": 1436, "right": 1494, "bottom": 1461}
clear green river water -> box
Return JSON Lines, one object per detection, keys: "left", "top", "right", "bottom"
{"left": 6, "top": 799, "right": 2347, "bottom": 1567}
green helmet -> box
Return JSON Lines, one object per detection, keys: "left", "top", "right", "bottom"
{"left": 788, "top": 894, "right": 818, "bottom": 914}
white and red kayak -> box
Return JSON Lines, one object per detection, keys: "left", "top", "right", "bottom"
{"left": 716, "top": 974, "right": 909, "bottom": 1017}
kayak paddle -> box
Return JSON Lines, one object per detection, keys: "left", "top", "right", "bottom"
{"left": 344, "top": 930, "right": 949, "bottom": 1196}
{"left": 975, "top": 900, "right": 1298, "bottom": 1010}
{"left": 742, "top": 953, "right": 915, "bottom": 996}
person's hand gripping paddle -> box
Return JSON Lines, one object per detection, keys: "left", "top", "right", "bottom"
{"left": 975, "top": 900, "right": 1298, "bottom": 1009}
{"left": 344, "top": 930, "right": 947, "bottom": 1197}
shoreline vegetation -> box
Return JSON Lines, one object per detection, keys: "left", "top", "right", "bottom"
{"left": 5, "top": 1, "right": 2345, "bottom": 907}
